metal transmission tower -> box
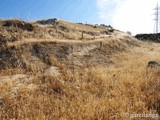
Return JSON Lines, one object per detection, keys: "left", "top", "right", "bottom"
{"left": 153, "top": 2, "right": 160, "bottom": 33}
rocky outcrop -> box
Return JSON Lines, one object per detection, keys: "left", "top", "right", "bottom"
{"left": 44, "top": 66, "right": 60, "bottom": 76}
{"left": 36, "top": 18, "right": 58, "bottom": 25}
{"left": 3, "top": 20, "right": 34, "bottom": 31}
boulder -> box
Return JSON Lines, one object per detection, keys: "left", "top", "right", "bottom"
{"left": 147, "top": 61, "right": 160, "bottom": 68}
{"left": 44, "top": 66, "right": 60, "bottom": 76}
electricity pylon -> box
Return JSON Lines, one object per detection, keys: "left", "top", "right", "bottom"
{"left": 153, "top": 2, "right": 160, "bottom": 33}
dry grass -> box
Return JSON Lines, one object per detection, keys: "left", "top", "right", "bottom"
{"left": 0, "top": 19, "right": 160, "bottom": 119}
{"left": 0, "top": 39, "right": 160, "bottom": 120}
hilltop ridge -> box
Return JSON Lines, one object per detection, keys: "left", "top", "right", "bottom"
{"left": 0, "top": 18, "right": 115, "bottom": 44}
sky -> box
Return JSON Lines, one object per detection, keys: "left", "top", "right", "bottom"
{"left": 0, "top": 0, "right": 159, "bottom": 35}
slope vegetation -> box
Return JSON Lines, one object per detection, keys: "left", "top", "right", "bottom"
{"left": 0, "top": 19, "right": 160, "bottom": 119}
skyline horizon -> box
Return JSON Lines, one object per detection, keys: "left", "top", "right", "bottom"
{"left": 0, "top": 0, "right": 160, "bottom": 35}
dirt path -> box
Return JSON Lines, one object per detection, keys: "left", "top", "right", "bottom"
{"left": 6, "top": 38, "right": 107, "bottom": 47}
{"left": 6, "top": 31, "right": 127, "bottom": 47}
{"left": 5, "top": 30, "right": 131, "bottom": 48}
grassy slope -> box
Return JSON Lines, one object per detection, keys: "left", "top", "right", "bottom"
{"left": 0, "top": 20, "right": 160, "bottom": 119}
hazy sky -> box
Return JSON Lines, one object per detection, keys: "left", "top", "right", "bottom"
{"left": 0, "top": 0, "right": 159, "bottom": 34}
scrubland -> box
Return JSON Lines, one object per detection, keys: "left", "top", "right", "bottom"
{"left": 0, "top": 19, "right": 160, "bottom": 120}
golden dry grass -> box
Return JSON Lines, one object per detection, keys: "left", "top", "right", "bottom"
{"left": 0, "top": 19, "right": 160, "bottom": 119}
{"left": 0, "top": 38, "right": 160, "bottom": 120}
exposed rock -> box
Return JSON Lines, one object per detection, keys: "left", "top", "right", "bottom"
{"left": 36, "top": 18, "right": 58, "bottom": 25}
{"left": 23, "top": 55, "right": 48, "bottom": 72}
{"left": 3, "top": 20, "right": 34, "bottom": 31}
{"left": 44, "top": 66, "right": 60, "bottom": 76}
{"left": 147, "top": 61, "right": 160, "bottom": 68}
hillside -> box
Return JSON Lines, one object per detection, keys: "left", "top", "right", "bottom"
{"left": 0, "top": 18, "right": 113, "bottom": 43}
{"left": 0, "top": 19, "right": 160, "bottom": 119}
